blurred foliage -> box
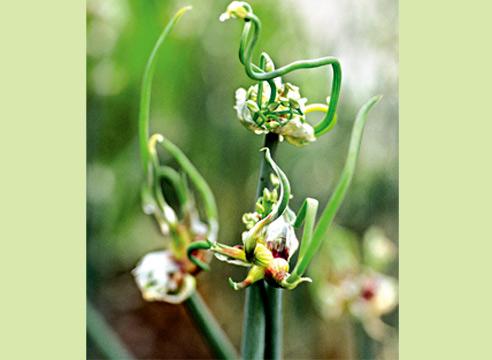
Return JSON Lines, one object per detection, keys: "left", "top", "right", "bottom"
{"left": 87, "top": 0, "right": 397, "bottom": 358}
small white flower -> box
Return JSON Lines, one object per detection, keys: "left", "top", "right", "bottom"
{"left": 347, "top": 273, "right": 398, "bottom": 317}
{"left": 346, "top": 272, "right": 398, "bottom": 339}
{"left": 132, "top": 250, "right": 195, "bottom": 303}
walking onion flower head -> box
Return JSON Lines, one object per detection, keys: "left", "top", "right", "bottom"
{"left": 222, "top": 0, "right": 343, "bottom": 142}
{"left": 133, "top": 135, "right": 218, "bottom": 303}
{"left": 133, "top": 6, "right": 221, "bottom": 304}
{"left": 233, "top": 55, "right": 316, "bottom": 147}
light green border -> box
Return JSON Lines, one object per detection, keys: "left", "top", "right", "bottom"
{"left": 1, "top": 0, "right": 492, "bottom": 359}
{"left": 0, "top": 0, "right": 86, "bottom": 359}
{"left": 400, "top": 0, "right": 492, "bottom": 359}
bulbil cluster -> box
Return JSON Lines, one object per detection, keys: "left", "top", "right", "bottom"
{"left": 234, "top": 54, "right": 317, "bottom": 146}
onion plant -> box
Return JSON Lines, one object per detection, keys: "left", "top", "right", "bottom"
{"left": 131, "top": 2, "right": 382, "bottom": 359}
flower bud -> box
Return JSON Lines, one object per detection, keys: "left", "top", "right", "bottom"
{"left": 270, "top": 174, "right": 280, "bottom": 187}
{"left": 264, "top": 257, "right": 289, "bottom": 286}
{"left": 267, "top": 102, "right": 280, "bottom": 112}
{"left": 219, "top": 1, "right": 250, "bottom": 22}
{"left": 242, "top": 212, "right": 260, "bottom": 229}
{"left": 246, "top": 99, "right": 260, "bottom": 113}
{"left": 277, "top": 118, "right": 316, "bottom": 147}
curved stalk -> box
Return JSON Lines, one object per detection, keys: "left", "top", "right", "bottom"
{"left": 293, "top": 197, "right": 319, "bottom": 263}
{"left": 293, "top": 96, "right": 382, "bottom": 277}
{"left": 156, "top": 166, "right": 189, "bottom": 211}
{"left": 138, "top": 6, "right": 192, "bottom": 174}
{"left": 159, "top": 137, "right": 219, "bottom": 242}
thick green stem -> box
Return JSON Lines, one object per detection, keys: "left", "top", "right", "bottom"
{"left": 185, "top": 292, "right": 239, "bottom": 359}
{"left": 241, "top": 133, "right": 281, "bottom": 359}
{"left": 241, "top": 281, "right": 266, "bottom": 360}
{"left": 264, "top": 285, "right": 282, "bottom": 360}
{"left": 86, "top": 301, "right": 134, "bottom": 359}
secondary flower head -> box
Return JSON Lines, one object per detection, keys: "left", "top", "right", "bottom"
{"left": 312, "top": 226, "right": 398, "bottom": 340}
{"left": 319, "top": 271, "right": 397, "bottom": 339}
{"left": 133, "top": 134, "right": 218, "bottom": 304}
{"left": 233, "top": 55, "right": 316, "bottom": 147}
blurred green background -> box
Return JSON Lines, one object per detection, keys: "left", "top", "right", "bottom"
{"left": 87, "top": 0, "right": 398, "bottom": 358}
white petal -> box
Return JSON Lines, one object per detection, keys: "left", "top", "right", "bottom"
{"left": 264, "top": 214, "right": 299, "bottom": 260}
{"left": 372, "top": 275, "right": 398, "bottom": 314}
{"left": 235, "top": 87, "right": 247, "bottom": 102}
